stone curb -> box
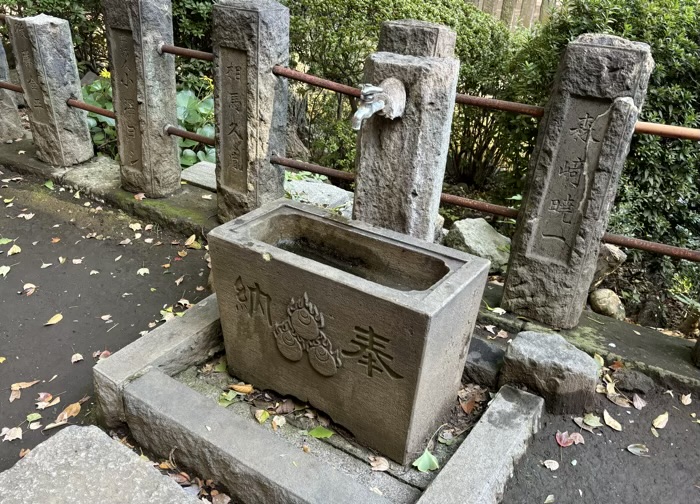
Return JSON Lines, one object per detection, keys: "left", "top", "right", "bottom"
{"left": 94, "top": 294, "right": 222, "bottom": 427}
{"left": 124, "top": 368, "right": 391, "bottom": 504}
{"left": 418, "top": 386, "right": 544, "bottom": 504}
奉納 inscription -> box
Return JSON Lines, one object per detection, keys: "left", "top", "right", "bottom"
{"left": 109, "top": 28, "right": 143, "bottom": 173}
{"left": 221, "top": 47, "right": 248, "bottom": 193}
{"left": 529, "top": 99, "right": 611, "bottom": 264}
{"left": 272, "top": 292, "right": 342, "bottom": 377}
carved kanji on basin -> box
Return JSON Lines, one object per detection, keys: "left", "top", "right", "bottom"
{"left": 208, "top": 200, "right": 488, "bottom": 464}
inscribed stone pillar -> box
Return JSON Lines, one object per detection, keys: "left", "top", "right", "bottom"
{"left": 353, "top": 20, "right": 459, "bottom": 241}
{"left": 103, "top": 0, "right": 180, "bottom": 198}
{"left": 501, "top": 34, "right": 654, "bottom": 329}
{"left": 7, "top": 15, "right": 92, "bottom": 166}
{"left": 0, "top": 44, "right": 24, "bottom": 142}
{"left": 212, "top": 0, "right": 289, "bottom": 222}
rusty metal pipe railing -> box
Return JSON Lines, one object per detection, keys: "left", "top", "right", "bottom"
{"left": 66, "top": 98, "right": 116, "bottom": 119}
{"left": 0, "top": 80, "right": 23, "bottom": 93}
{"left": 159, "top": 44, "right": 214, "bottom": 62}
{"left": 166, "top": 125, "right": 215, "bottom": 146}
{"left": 272, "top": 65, "right": 362, "bottom": 99}
{"left": 455, "top": 93, "right": 545, "bottom": 118}
{"left": 269, "top": 155, "right": 700, "bottom": 262}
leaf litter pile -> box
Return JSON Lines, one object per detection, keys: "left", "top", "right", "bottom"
{"left": 189, "top": 356, "right": 493, "bottom": 482}
{"left": 0, "top": 171, "right": 213, "bottom": 478}
{"left": 503, "top": 354, "right": 700, "bottom": 503}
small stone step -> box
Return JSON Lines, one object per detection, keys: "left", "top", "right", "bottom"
{"left": 0, "top": 425, "right": 201, "bottom": 504}
{"left": 182, "top": 160, "right": 216, "bottom": 191}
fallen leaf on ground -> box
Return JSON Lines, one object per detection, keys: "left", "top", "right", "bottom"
{"left": 651, "top": 427, "right": 659, "bottom": 437}
{"left": 484, "top": 325, "right": 496, "bottom": 334}
{"left": 45, "top": 313, "right": 63, "bottom": 326}
{"left": 29, "top": 422, "right": 41, "bottom": 430}
{"left": 129, "top": 223, "right": 142, "bottom": 232}
{"left": 604, "top": 410, "right": 622, "bottom": 431}
{"left": 652, "top": 412, "right": 669, "bottom": 429}
{"left": 184, "top": 235, "right": 197, "bottom": 247}
{"left": 19, "top": 448, "right": 30, "bottom": 458}
{"left": 134, "top": 193, "right": 146, "bottom": 201}
{"left": 627, "top": 444, "right": 650, "bottom": 457}
{"left": 175, "top": 275, "right": 184, "bottom": 286}
{"left": 0, "top": 357, "right": 5, "bottom": 364}
{"left": 100, "top": 314, "right": 111, "bottom": 321}
{"left": 26, "top": 413, "right": 41, "bottom": 423}
{"left": 569, "top": 432, "right": 585, "bottom": 444}
{"left": 254, "top": 409, "right": 270, "bottom": 424}
{"left": 90, "top": 270, "right": 99, "bottom": 275}
{"left": 71, "top": 258, "right": 83, "bottom": 265}
{"left": 543, "top": 460, "right": 559, "bottom": 471}
{"left": 1, "top": 427, "right": 22, "bottom": 442}
{"left": 7, "top": 244, "right": 20, "bottom": 256}
{"left": 544, "top": 495, "right": 555, "bottom": 504}
{"left": 556, "top": 431, "right": 575, "bottom": 447}
{"left": 56, "top": 402, "right": 80, "bottom": 423}
{"left": 51, "top": 237, "right": 61, "bottom": 244}
{"left": 495, "top": 329, "right": 508, "bottom": 339}
{"left": 681, "top": 394, "right": 692, "bottom": 406}
{"left": 58, "top": 256, "right": 66, "bottom": 264}
{"left": 308, "top": 426, "right": 334, "bottom": 439}
{"left": 41, "top": 262, "right": 52, "bottom": 269}
{"left": 71, "top": 353, "right": 83, "bottom": 364}
{"left": 0, "top": 265, "right": 10, "bottom": 277}
{"left": 229, "top": 383, "right": 253, "bottom": 395}
{"left": 664, "top": 390, "right": 674, "bottom": 398}
{"left": 136, "top": 268, "right": 150, "bottom": 276}
{"left": 369, "top": 455, "right": 390, "bottom": 471}
{"left": 412, "top": 448, "right": 439, "bottom": 472}
{"left": 21, "top": 283, "right": 36, "bottom": 296}
{"left": 633, "top": 394, "right": 647, "bottom": 410}
{"left": 583, "top": 413, "right": 602, "bottom": 428}
{"left": 42, "top": 421, "right": 68, "bottom": 432}
{"left": 271, "top": 415, "right": 286, "bottom": 431}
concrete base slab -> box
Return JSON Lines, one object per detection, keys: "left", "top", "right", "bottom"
{"left": 0, "top": 425, "right": 200, "bottom": 504}
{"left": 182, "top": 160, "right": 216, "bottom": 191}
{"left": 419, "top": 386, "right": 544, "bottom": 504}
{"left": 285, "top": 178, "right": 353, "bottom": 217}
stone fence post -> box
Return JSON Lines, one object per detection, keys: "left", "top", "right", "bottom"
{"left": 212, "top": 0, "right": 289, "bottom": 222}
{"left": 0, "top": 43, "right": 24, "bottom": 142}
{"left": 7, "top": 14, "right": 93, "bottom": 166}
{"left": 353, "top": 20, "right": 459, "bottom": 241}
{"left": 501, "top": 34, "right": 654, "bottom": 329}
{"left": 103, "top": 0, "right": 180, "bottom": 198}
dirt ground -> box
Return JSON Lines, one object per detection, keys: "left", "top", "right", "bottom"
{"left": 502, "top": 387, "right": 700, "bottom": 503}
{"left": 0, "top": 168, "right": 211, "bottom": 471}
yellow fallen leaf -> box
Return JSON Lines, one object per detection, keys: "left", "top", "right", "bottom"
{"left": 7, "top": 244, "right": 21, "bottom": 255}
{"left": 652, "top": 412, "right": 669, "bottom": 429}
{"left": 184, "top": 234, "right": 196, "bottom": 247}
{"left": 603, "top": 409, "right": 622, "bottom": 431}
{"left": 45, "top": 313, "right": 63, "bottom": 326}
{"left": 56, "top": 402, "right": 81, "bottom": 423}
{"left": 0, "top": 357, "right": 5, "bottom": 364}
{"left": 229, "top": 383, "right": 253, "bottom": 394}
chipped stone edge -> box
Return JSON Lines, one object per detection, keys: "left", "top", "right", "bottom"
{"left": 93, "top": 293, "right": 223, "bottom": 427}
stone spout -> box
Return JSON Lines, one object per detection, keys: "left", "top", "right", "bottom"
{"left": 351, "top": 78, "right": 406, "bottom": 130}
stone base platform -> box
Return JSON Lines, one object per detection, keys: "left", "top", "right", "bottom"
{"left": 0, "top": 426, "right": 200, "bottom": 504}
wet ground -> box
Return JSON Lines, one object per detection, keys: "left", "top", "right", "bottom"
{"left": 503, "top": 387, "right": 700, "bottom": 503}
{"left": 0, "top": 168, "right": 211, "bottom": 470}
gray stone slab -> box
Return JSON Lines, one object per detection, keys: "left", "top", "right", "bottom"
{"left": 418, "top": 385, "right": 544, "bottom": 504}
{"left": 502, "top": 34, "right": 654, "bottom": 329}
{"left": 213, "top": 0, "right": 289, "bottom": 221}
{"left": 94, "top": 294, "right": 222, "bottom": 427}
{"left": 500, "top": 331, "right": 599, "bottom": 414}
{"left": 7, "top": 14, "right": 93, "bottom": 166}
{"left": 285, "top": 178, "right": 353, "bottom": 215}
{"left": 378, "top": 19, "right": 456, "bottom": 58}
{"left": 0, "top": 43, "right": 24, "bottom": 142}
{"left": 444, "top": 218, "right": 510, "bottom": 273}
{"left": 208, "top": 199, "right": 489, "bottom": 464}
{"left": 463, "top": 336, "right": 505, "bottom": 389}
{"left": 103, "top": 0, "right": 181, "bottom": 197}
{"left": 0, "top": 425, "right": 200, "bottom": 504}
{"left": 182, "top": 160, "right": 216, "bottom": 191}
{"left": 124, "top": 369, "right": 392, "bottom": 504}
{"left": 353, "top": 47, "right": 458, "bottom": 242}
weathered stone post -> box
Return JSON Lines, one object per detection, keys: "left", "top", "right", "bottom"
{"left": 7, "top": 14, "right": 93, "bottom": 166}
{"left": 0, "top": 44, "right": 24, "bottom": 142}
{"left": 212, "top": 0, "right": 289, "bottom": 222}
{"left": 353, "top": 20, "right": 459, "bottom": 241}
{"left": 501, "top": 34, "right": 653, "bottom": 329}
{"left": 103, "top": 0, "right": 180, "bottom": 198}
